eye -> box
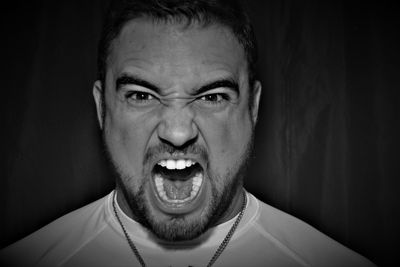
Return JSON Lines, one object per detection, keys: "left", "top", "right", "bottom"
{"left": 124, "top": 90, "right": 160, "bottom": 107}
{"left": 127, "top": 91, "right": 155, "bottom": 101}
{"left": 199, "top": 93, "right": 229, "bottom": 104}
{"left": 124, "top": 90, "right": 158, "bottom": 107}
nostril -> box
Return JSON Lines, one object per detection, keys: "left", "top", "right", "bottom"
{"left": 158, "top": 135, "right": 198, "bottom": 150}
{"left": 157, "top": 120, "right": 198, "bottom": 148}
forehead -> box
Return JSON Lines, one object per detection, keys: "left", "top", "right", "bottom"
{"left": 107, "top": 18, "right": 248, "bottom": 85}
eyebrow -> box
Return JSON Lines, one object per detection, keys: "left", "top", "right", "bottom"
{"left": 116, "top": 74, "right": 161, "bottom": 94}
{"left": 195, "top": 79, "right": 239, "bottom": 96}
{"left": 116, "top": 74, "right": 239, "bottom": 96}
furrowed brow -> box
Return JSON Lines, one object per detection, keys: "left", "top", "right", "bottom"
{"left": 195, "top": 79, "right": 239, "bottom": 96}
{"left": 116, "top": 74, "right": 161, "bottom": 94}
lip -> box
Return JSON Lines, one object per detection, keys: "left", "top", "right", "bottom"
{"left": 150, "top": 174, "right": 207, "bottom": 215}
{"left": 149, "top": 153, "right": 207, "bottom": 173}
{"left": 148, "top": 154, "right": 208, "bottom": 215}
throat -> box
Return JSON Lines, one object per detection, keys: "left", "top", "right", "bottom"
{"left": 163, "top": 179, "right": 193, "bottom": 199}
{"left": 154, "top": 173, "right": 203, "bottom": 203}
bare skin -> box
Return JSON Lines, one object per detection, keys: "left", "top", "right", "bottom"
{"left": 93, "top": 18, "right": 261, "bottom": 241}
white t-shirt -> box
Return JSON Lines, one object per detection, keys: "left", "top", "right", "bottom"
{"left": 0, "top": 190, "right": 375, "bottom": 267}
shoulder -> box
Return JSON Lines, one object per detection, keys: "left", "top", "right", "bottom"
{"left": 0, "top": 192, "right": 114, "bottom": 267}
{"left": 246, "top": 193, "right": 376, "bottom": 267}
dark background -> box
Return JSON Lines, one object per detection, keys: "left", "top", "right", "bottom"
{"left": 1, "top": 0, "right": 399, "bottom": 265}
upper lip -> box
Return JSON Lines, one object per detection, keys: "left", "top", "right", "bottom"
{"left": 150, "top": 153, "right": 206, "bottom": 171}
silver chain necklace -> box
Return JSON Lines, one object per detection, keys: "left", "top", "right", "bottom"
{"left": 112, "top": 190, "right": 247, "bottom": 267}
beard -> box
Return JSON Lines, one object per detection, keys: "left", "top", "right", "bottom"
{"left": 104, "top": 134, "right": 254, "bottom": 242}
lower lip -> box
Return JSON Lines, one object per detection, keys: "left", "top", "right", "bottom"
{"left": 150, "top": 174, "right": 207, "bottom": 215}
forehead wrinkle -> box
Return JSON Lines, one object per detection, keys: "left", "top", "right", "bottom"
{"left": 108, "top": 19, "right": 248, "bottom": 96}
{"left": 114, "top": 19, "right": 243, "bottom": 60}
{"left": 114, "top": 58, "right": 242, "bottom": 93}
{"left": 106, "top": 18, "right": 248, "bottom": 81}
{"left": 115, "top": 57, "right": 242, "bottom": 98}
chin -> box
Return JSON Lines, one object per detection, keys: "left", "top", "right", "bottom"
{"left": 146, "top": 211, "right": 211, "bottom": 241}
{"left": 119, "top": 175, "right": 217, "bottom": 241}
{"left": 118, "top": 167, "right": 243, "bottom": 242}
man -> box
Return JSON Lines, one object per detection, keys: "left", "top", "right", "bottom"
{"left": 0, "top": 0, "right": 375, "bottom": 266}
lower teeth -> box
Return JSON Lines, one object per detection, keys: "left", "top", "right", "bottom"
{"left": 154, "top": 173, "right": 203, "bottom": 204}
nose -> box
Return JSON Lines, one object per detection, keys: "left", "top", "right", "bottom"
{"left": 157, "top": 105, "right": 198, "bottom": 148}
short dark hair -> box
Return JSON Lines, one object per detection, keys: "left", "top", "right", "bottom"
{"left": 97, "top": 0, "right": 258, "bottom": 87}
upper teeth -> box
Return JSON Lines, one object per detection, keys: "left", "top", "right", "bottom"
{"left": 158, "top": 159, "right": 196, "bottom": 170}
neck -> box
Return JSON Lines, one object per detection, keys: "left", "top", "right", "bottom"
{"left": 210, "top": 186, "right": 245, "bottom": 227}
{"left": 115, "top": 186, "right": 139, "bottom": 222}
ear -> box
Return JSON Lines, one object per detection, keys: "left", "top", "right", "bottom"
{"left": 93, "top": 80, "right": 104, "bottom": 129}
{"left": 251, "top": 80, "right": 262, "bottom": 125}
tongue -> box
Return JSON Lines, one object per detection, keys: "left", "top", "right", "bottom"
{"left": 163, "top": 178, "right": 193, "bottom": 200}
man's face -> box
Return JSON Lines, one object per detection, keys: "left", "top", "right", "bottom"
{"left": 93, "top": 19, "right": 261, "bottom": 241}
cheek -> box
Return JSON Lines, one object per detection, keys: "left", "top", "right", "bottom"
{"left": 204, "top": 109, "right": 252, "bottom": 164}
{"left": 221, "top": 119, "right": 251, "bottom": 154}
{"left": 104, "top": 107, "right": 155, "bottom": 175}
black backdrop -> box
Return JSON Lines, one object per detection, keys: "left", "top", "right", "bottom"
{"left": 1, "top": 1, "right": 399, "bottom": 265}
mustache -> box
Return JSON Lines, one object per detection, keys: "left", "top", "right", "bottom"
{"left": 143, "top": 143, "right": 208, "bottom": 166}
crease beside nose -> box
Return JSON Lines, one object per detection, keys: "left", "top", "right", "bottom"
{"left": 157, "top": 108, "right": 198, "bottom": 147}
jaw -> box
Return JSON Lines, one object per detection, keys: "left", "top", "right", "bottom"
{"left": 115, "top": 163, "right": 244, "bottom": 242}
{"left": 120, "top": 159, "right": 215, "bottom": 241}
{"left": 112, "top": 143, "right": 251, "bottom": 241}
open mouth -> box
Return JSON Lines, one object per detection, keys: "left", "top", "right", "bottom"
{"left": 152, "top": 159, "right": 204, "bottom": 207}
